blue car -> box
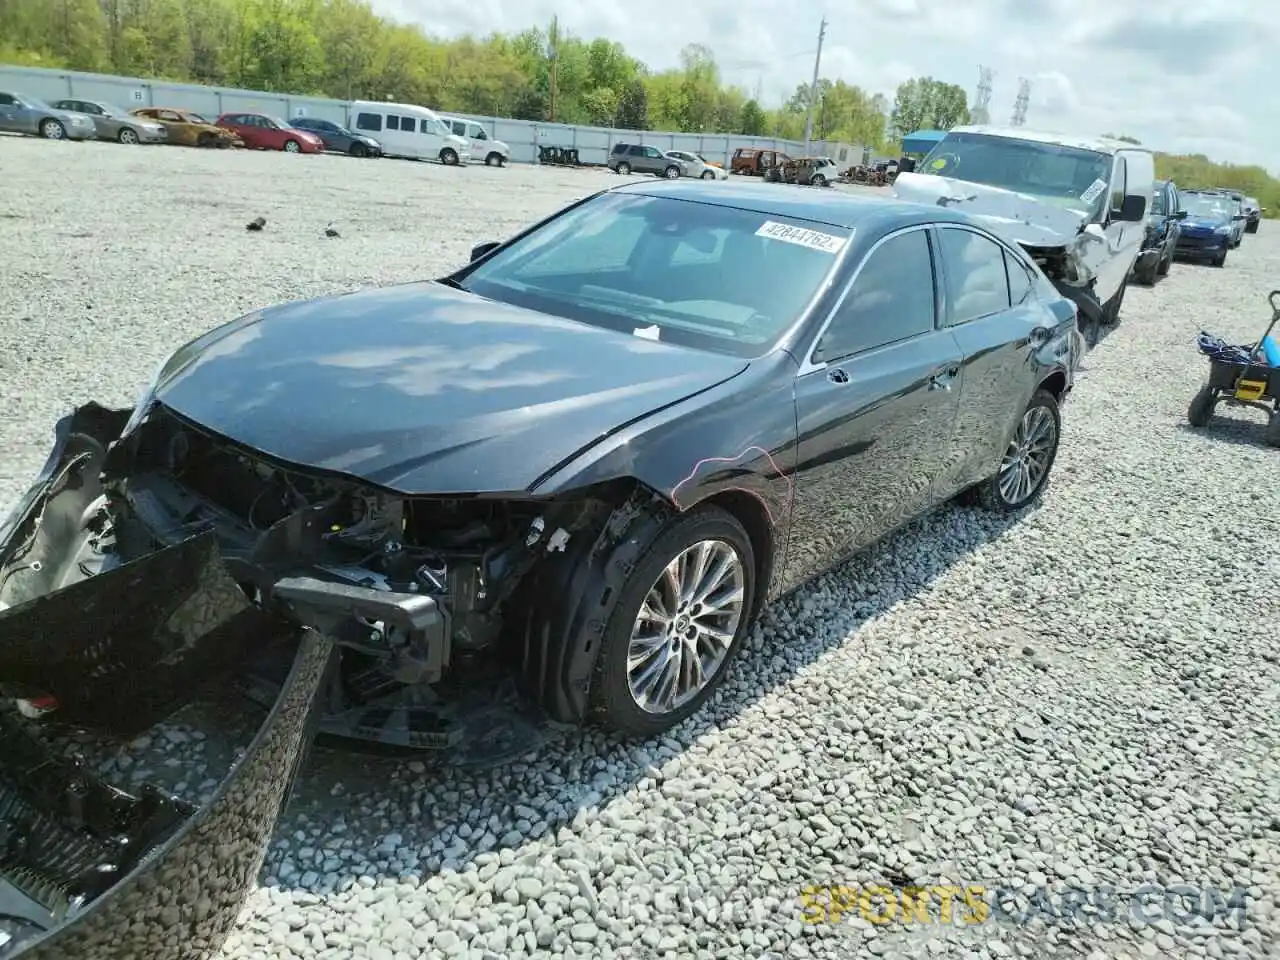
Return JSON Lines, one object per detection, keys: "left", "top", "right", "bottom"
{"left": 1175, "top": 191, "right": 1248, "bottom": 267}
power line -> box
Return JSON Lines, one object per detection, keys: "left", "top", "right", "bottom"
{"left": 802, "top": 18, "right": 827, "bottom": 152}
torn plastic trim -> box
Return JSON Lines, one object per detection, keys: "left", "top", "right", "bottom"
{"left": 3, "top": 630, "right": 333, "bottom": 959}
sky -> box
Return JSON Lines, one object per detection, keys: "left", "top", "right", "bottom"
{"left": 370, "top": 0, "right": 1277, "bottom": 171}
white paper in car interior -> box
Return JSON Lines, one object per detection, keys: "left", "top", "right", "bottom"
{"left": 755, "top": 220, "right": 847, "bottom": 253}
{"left": 1079, "top": 178, "right": 1108, "bottom": 205}
{"left": 633, "top": 324, "right": 662, "bottom": 341}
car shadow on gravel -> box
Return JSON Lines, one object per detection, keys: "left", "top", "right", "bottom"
{"left": 1174, "top": 417, "right": 1278, "bottom": 449}
{"left": 267, "top": 496, "right": 1034, "bottom": 894}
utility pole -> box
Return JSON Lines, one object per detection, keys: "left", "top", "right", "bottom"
{"left": 548, "top": 15, "right": 560, "bottom": 123}
{"left": 802, "top": 17, "right": 827, "bottom": 153}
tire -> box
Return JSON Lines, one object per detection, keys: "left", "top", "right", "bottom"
{"left": 1135, "top": 258, "right": 1158, "bottom": 287}
{"left": 439, "top": 147, "right": 459, "bottom": 165}
{"left": 1157, "top": 246, "right": 1172, "bottom": 276}
{"left": 616, "top": 161, "right": 631, "bottom": 175}
{"left": 589, "top": 505, "right": 757, "bottom": 738}
{"left": 663, "top": 164, "right": 681, "bottom": 179}
{"left": 700, "top": 169, "right": 715, "bottom": 179}
{"left": 812, "top": 174, "right": 827, "bottom": 187}
{"left": 1213, "top": 251, "right": 1227, "bottom": 267}
{"left": 197, "top": 132, "right": 216, "bottom": 148}
{"left": 1266, "top": 411, "right": 1280, "bottom": 448}
{"left": 117, "top": 126, "right": 140, "bottom": 145}
{"left": 1246, "top": 220, "right": 1259, "bottom": 234}
{"left": 283, "top": 139, "right": 300, "bottom": 153}
{"left": 1187, "top": 386, "right": 1216, "bottom": 427}
{"left": 1102, "top": 282, "right": 1126, "bottom": 327}
{"left": 349, "top": 141, "right": 367, "bottom": 158}
{"left": 484, "top": 151, "right": 504, "bottom": 167}
{"left": 39, "top": 118, "right": 66, "bottom": 140}
{"left": 966, "top": 389, "right": 1062, "bottom": 513}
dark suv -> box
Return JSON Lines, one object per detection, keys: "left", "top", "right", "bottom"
{"left": 1131, "top": 179, "right": 1186, "bottom": 285}
{"left": 608, "top": 143, "right": 683, "bottom": 178}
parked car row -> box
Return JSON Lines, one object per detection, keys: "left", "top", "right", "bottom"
{"left": 0, "top": 90, "right": 512, "bottom": 168}
{"left": 1137, "top": 181, "right": 1256, "bottom": 275}
{"left": 608, "top": 142, "right": 731, "bottom": 180}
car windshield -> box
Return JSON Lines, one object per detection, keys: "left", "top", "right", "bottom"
{"left": 267, "top": 116, "right": 290, "bottom": 128}
{"left": 25, "top": 97, "right": 53, "bottom": 111}
{"left": 1181, "top": 195, "right": 1232, "bottom": 219}
{"left": 455, "top": 192, "right": 846, "bottom": 359}
{"left": 918, "top": 131, "right": 1112, "bottom": 211}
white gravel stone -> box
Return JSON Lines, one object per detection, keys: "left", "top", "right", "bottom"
{"left": 1, "top": 137, "right": 1277, "bottom": 959}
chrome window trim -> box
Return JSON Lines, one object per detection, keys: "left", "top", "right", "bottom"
{"left": 795, "top": 223, "right": 936, "bottom": 377}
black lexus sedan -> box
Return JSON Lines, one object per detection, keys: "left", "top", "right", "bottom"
{"left": 288, "top": 116, "right": 382, "bottom": 157}
{"left": 0, "top": 180, "right": 1081, "bottom": 763}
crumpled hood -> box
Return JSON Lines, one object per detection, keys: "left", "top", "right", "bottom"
{"left": 893, "top": 172, "right": 1088, "bottom": 248}
{"left": 152, "top": 282, "right": 749, "bottom": 495}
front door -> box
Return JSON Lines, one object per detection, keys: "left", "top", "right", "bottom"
{"left": 1095, "top": 154, "right": 1141, "bottom": 303}
{"left": 786, "top": 226, "right": 964, "bottom": 589}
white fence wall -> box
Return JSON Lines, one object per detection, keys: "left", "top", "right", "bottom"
{"left": 0, "top": 64, "right": 866, "bottom": 168}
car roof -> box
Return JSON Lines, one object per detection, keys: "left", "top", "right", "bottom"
{"left": 609, "top": 178, "right": 990, "bottom": 232}
{"left": 946, "top": 124, "right": 1150, "bottom": 155}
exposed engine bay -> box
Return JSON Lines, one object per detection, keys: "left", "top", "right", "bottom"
{"left": 0, "top": 402, "right": 636, "bottom": 770}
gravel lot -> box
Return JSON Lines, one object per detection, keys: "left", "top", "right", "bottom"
{"left": 1, "top": 136, "right": 1278, "bottom": 960}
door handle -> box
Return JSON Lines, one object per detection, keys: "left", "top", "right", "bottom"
{"left": 929, "top": 366, "right": 959, "bottom": 391}
{"left": 827, "top": 367, "right": 850, "bottom": 385}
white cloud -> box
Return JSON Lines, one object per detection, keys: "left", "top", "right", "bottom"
{"left": 371, "top": 0, "right": 1279, "bottom": 170}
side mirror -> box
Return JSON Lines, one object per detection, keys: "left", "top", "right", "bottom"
{"left": 1117, "top": 195, "right": 1147, "bottom": 222}
{"left": 1232, "top": 214, "right": 1248, "bottom": 221}
{"left": 470, "top": 240, "right": 500, "bottom": 262}
{"left": 1172, "top": 210, "right": 1188, "bottom": 220}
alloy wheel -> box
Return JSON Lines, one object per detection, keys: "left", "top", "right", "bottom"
{"left": 626, "top": 539, "right": 746, "bottom": 715}
{"left": 997, "top": 406, "right": 1057, "bottom": 506}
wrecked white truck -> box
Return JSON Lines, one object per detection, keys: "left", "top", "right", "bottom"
{"left": 893, "top": 125, "right": 1154, "bottom": 346}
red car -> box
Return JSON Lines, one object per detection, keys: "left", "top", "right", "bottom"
{"left": 214, "top": 112, "right": 324, "bottom": 153}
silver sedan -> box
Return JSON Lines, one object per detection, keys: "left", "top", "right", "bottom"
{"left": 0, "top": 91, "right": 96, "bottom": 140}
{"left": 51, "top": 98, "right": 168, "bottom": 144}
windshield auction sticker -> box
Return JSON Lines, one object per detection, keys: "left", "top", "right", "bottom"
{"left": 756, "top": 220, "right": 847, "bottom": 253}
{"left": 1079, "top": 178, "right": 1109, "bottom": 205}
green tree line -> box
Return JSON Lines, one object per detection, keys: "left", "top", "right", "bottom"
{"left": 1107, "top": 135, "right": 1279, "bottom": 219}
{"left": 3, "top": 0, "right": 1272, "bottom": 211}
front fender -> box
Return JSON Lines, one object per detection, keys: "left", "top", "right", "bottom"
{"left": 529, "top": 361, "right": 798, "bottom": 555}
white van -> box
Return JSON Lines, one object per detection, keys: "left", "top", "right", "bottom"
{"left": 348, "top": 100, "right": 471, "bottom": 165}
{"left": 439, "top": 116, "right": 510, "bottom": 167}
{"left": 893, "top": 125, "right": 1154, "bottom": 339}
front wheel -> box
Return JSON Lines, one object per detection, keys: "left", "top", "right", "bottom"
{"left": 965, "top": 390, "right": 1061, "bottom": 513}
{"left": 811, "top": 174, "right": 827, "bottom": 187}
{"left": 349, "top": 141, "right": 367, "bottom": 158}
{"left": 1158, "top": 246, "right": 1173, "bottom": 276}
{"left": 663, "top": 164, "right": 681, "bottom": 179}
{"left": 590, "top": 506, "right": 756, "bottom": 738}
{"left": 1213, "top": 251, "right": 1227, "bottom": 267}
{"left": 700, "top": 169, "right": 715, "bottom": 179}
{"left": 439, "top": 147, "right": 459, "bottom": 165}
{"left": 485, "top": 151, "right": 505, "bottom": 167}
{"left": 1187, "top": 386, "right": 1216, "bottom": 428}
{"left": 283, "top": 139, "right": 300, "bottom": 153}
{"left": 117, "top": 126, "right": 140, "bottom": 145}
{"left": 39, "top": 118, "right": 66, "bottom": 140}
{"left": 616, "top": 161, "right": 631, "bottom": 175}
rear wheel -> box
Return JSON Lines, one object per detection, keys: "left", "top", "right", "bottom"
{"left": 439, "top": 147, "right": 459, "bottom": 165}
{"left": 1187, "top": 386, "right": 1216, "bottom": 427}
{"left": 1266, "top": 410, "right": 1280, "bottom": 448}
{"left": 39, "top": 118, "right": 66, "bottom": 140}
{"left": 964, "top": 390, "right": 1061, "bottom": 513}
{"left": 117, "top": 126, "right": 140, "bottom": 145}
{"left": 590, "top": 506, "right": 756, "bottom": 738}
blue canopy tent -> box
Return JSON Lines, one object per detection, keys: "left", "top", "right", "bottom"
{"left": 901, "top": 129, "right": 948, "bottom": 156}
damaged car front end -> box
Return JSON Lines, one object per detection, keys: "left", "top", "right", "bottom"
{"left": 893, "top": 126, "right": 1152, "bottom": 346}
{"left": 0, "top": 408, "right": 332, "bottom": 959}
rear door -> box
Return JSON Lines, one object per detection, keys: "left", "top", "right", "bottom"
{"left": 787, "top": 225, "right": 964, "bottom": 587}
{"left": 932, "top": 224, "right": 1052, "bottom": 496}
